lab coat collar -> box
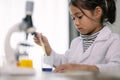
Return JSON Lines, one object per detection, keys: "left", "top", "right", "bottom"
{"left": 95, "top": 26, "right": 111, "bottom": 42}
{"left": 79, "top": 26, "right": 111, "bottom": 41}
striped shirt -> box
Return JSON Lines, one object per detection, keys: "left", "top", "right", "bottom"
{"left": 81, "top": 32, "right": 99, "bottom": 52}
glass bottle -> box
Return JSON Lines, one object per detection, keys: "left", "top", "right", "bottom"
{"left": 42, "top": 54, "right": 53, "bottom": 72}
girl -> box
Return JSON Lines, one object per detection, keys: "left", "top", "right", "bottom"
{"left": 34, "top": 0, "right": 120, "bottom": 72}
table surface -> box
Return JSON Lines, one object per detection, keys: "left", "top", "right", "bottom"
{"left": 0, "top": 70, "right": 120, "bottom": 80}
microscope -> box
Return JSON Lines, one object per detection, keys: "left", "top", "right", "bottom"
{"left": 0, "top": 1, "right": 36, "bottom": 75}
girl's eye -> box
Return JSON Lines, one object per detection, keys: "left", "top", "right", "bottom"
{"left": 71, "top": 15, "right": 83, "bottom": 20}
{"left": 78, "top": 16, "right": 83, "bottom": 19}
{"left": 71, "top": 17, "right": 75, "bottom": 20}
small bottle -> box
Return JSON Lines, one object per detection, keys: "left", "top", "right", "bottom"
{"left": 42, "top": 54, "right": 53, "bottom": 72}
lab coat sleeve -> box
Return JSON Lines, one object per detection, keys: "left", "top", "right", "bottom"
{"left": 95, "top": 36, "right": 120, "bottom": 72}
{"left": 49, "top": 50, "right": 70, "bottom": 66}
{"left": 46, "top": 37, "right": 79, "bottom": 67}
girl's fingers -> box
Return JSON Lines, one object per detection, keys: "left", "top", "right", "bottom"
{"left": 53, "top": 65, "right": 65, "bottom": 73}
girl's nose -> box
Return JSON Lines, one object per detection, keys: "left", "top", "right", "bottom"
{"left": 74, "top": 18, "right": 80, "bottom": 26}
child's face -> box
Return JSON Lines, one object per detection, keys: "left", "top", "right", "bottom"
{"left": 70, "top": 5, "right": 103, "bottom": 35}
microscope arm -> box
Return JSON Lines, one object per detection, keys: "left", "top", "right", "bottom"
{"left": 4, "top": 23, "right": 21, "bottom": 65}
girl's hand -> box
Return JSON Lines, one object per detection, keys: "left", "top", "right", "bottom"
{"left": 53, "top": 64, "right": 99, "bottom": 73}
{"left": 33, "top": 32, "right": 52, "bottom": 56}
{"left": 33, "top": 32, "right": 47, "bottom": 45}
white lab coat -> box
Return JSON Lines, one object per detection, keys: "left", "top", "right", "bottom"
{"left": 49, "top": 26, "right": 120, "bottom": 72}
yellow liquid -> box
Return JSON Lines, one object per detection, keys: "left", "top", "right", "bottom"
{"left": 41, "top": 42, "right": 46, "bottom": 53}
{"left": 18, "top": 59, "right": 33, "bottom": 68}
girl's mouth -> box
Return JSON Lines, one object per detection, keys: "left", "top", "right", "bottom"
{"left": 78, "top": 28, "right": 83, "bottom": 30}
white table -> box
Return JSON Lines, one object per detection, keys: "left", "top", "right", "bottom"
{"left": 0, "top": 70, "right": 120, "bottom": 80}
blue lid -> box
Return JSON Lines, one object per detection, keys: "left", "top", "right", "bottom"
{"left": 42, "top": 68, "right": 52, "bottom": 72}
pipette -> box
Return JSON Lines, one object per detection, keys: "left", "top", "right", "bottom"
{"left": 32, "top": 32, "right": 46, "bottom": 54}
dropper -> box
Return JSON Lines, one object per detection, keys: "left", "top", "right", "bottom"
{"left": 32, "top": 32, "right": 46, "bottom": 54}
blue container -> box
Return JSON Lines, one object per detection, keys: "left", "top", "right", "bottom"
{"left": 42, "top": 68, "right": 52, "bottom": 72}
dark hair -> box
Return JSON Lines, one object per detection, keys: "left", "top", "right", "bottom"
{"left": 69, "top": 0, "right": 116, "bottom": 24}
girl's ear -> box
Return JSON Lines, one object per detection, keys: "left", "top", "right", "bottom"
{"left": 94, "top": 6, "right": 103, "bottom": 19}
